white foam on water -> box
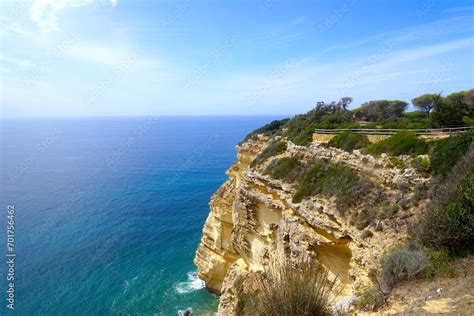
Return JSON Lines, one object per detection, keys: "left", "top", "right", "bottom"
{"left": 123, "top": 280, "right": 130, "bottom": 294}
{"left": 174, "top": 271, "right": 205, "bottom": 294}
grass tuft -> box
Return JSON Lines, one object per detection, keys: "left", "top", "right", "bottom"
{"left": 238, "top": 257, "right": 337, "bottom": 316}
{"left": 327, "top": 132, "right": 370, "bottom": 152}
{"left": 250, "top": 140, "right": 287, "bottom": 167}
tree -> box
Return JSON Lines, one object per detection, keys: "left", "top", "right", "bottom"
{"left": 357, "top": 100, "right": 408, "bottom": 121}
{"left": 446, "top": 89, "right": 474, "bottom": 117}
{"left": 339, "top": 97, "right": 353, "bottom": 110}
{"left": 386, "top": 100, "right": 409, "bottom": 118}
{"left": 429, "top": 93, "right": 466, "bottom": 127}
{"left": 412, "top": 93, "right": 436, "bottom": 114}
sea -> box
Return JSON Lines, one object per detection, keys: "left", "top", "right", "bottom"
{"left": 0, "top": 116, "right": 282, "bottom": 315}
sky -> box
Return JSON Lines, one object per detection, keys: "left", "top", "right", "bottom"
{"left": 0, "top": 0, "right": 473, "bottom": 117}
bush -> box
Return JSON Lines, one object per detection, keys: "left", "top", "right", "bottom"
{"left": 413, "top": 155, "right": 430, "bottom": 173}
{"left": 390, "top": 157, "right": 406, "bottom": 170}
{"left": 379, "top": 203, "right": 399, "bottom": 219}
{"left": 417, "top": 202, "right": 473, "bottom": 255}
{"left": 422, "top": 249, "right": 456, "bottom": 280}
{"left": 328, "top": 132, "right": 370, "bottom": 152}
{"left": 380, "top": 247, "right": 427, "bottom": 289}
{"left": 429, "top": 132, "right": 473, "bottom": 176}
{"left": 283, "top": 101, "right": 355, "bottom": 146}
{"left": 241, "top": 118, "right": 289, "bottom": 144}
{"left": 355, "top": 287, "right": 385, "bottom": 312}
{"left": 365, "top": 131, "right": 429, "bottom": 156}
{"left": 415, "top": 147, "right": 474, "bottom": 255}
{"left": 238, "top": 257, "right": 336, "bottom": 316}
{"left": 292, "top": 160, "right": 372, "bottom": 210}
{"left": 264, "top": 156, "right": 305, "bottom": 182}
{"left": 250, "top": 140, "right": 287, "bottom": 167}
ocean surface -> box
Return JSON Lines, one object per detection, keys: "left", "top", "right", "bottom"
{"left": 0, "top": 116, "right": 281, "bottom": 315}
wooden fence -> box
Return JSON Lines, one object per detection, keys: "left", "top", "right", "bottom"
{"left": 314, "top": 126, "right": 474, "bottom": 136}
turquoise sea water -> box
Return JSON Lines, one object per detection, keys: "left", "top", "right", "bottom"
{"left": 0, "top": 116, "right": 280, "bottom": 315}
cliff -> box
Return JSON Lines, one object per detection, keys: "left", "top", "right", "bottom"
{"left": 194, "top": 133, "right": 433, "bottom": 314}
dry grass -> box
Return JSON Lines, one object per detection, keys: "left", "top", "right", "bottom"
{"left": 238, "top": 256, "right": 338, "bottom": 316}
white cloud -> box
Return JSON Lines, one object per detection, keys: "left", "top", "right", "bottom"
{"left": 65, "top": 43, "right": 130, "bottom": 66}
{"left": 0, "top": 54, "right": 33, "bottom": 68}
{"left": 371, "top": 37, "right": 473, "bottom": 69}
{"left": 30, "top": 0, "right": 118, "bottom": 32}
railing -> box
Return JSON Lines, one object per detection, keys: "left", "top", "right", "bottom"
{"left": 314, "top": 126, "right": 474, "bottom": 136}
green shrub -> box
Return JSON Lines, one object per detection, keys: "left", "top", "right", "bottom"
{"left": 417, "top": 202, "right": 473, "bottom": 255}
{"left": 250, "top": 141, "right": 287, "bottom": 167}
{"left": 413, "top": 188, "right": 426, "bottom": 203}
{"left": 422, "top": 249, "right": 456, "bottom": 280}
{"left": 264, "top": 156, "right": 305, "bottom": 182}
{"left": 365, "top": 131, "right": 429, "bottom": 156}
{"left": 389, "top": 157, "right": 406, "bottom": 170}
{"left": 429, "top": 132, "right": 473, "bottom": 176}
{"left": 292, "top": 160, "right": 372, "bottom": 211}
{"left": 380, "top": 247, "right": 427, "bottom": 289}
{"left": 413, "top": 155, "right": 430, "bottom": 173}
{"left": 328, "top": 132, "right": 370, "bottom": 152}
{"left": 238, "top": 258, "right": 336, "bottom": 316}
{"left": 241, "top": 118, "right": 289, "bottom": 144}
{"left": 379, "top": 203, "right": 399, "bottom": 219}
{"left": 415, "top": 149, "right": 474, "bottom": 256}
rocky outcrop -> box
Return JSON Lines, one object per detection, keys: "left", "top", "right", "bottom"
{"left": 194, "top": 136, "right": 431, "bottom": 314}
{"left": 313, "top": 132, "right": 449, "bottom": 143}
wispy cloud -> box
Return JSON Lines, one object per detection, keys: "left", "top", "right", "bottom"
{"left": 320, "top": 13, "right": 474, "bottom": 56}
{"left": 0, "top": 54, "right": 33, "bottom": 68}
{"left": 373, "top": 37, "right": 473, "bottom": 68}
{"left": 65, "top": 43, "right": 130, "bottom": 66}
{"left": 442, "top": 5, "right": 474, "bottom": 14}
{"left": 30, "top": 0, "right": 118, "bottom": 32}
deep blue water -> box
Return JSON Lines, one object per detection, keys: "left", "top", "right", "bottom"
{"left": 0, "top": 116, "right": 280, "bottom": 315}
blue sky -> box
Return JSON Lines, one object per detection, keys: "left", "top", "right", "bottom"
{"left": 0, "top": 0, "right": 473, "bottom": 117}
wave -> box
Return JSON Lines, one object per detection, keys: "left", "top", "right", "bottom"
{"left": 174, "top": 271, "right": 205, "bottom": 294}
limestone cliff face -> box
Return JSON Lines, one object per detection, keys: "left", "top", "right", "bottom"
{"left": 194, "top": 136, "right": 430, "bottom": 314}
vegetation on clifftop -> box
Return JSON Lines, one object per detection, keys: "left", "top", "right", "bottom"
{"left": 243, "top": 89, "right": 474, "bottom": 149}
{"left": 327, "top": 132, "right": 369, "bottom": 152}
{"left": 414, "top": 145, "right": 474, "bottom": 256}
{"left": 242, "top": 90, "right": 474, "bottom": 313}
{"left": 365, "top": 131, "right": 429, "bottom": 156}
{"left": 250, "top": 140, "right": 287, "bottom": 167}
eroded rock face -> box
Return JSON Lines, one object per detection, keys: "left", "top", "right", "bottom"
{"left": 194, "top": 137, "right": 430, "bottom": 314}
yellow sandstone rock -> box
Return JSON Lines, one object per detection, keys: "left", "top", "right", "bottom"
{"left": 194, "top": 136, "right": 430, "bottom": 314}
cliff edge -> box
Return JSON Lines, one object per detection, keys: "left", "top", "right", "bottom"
{"left": 194, "top": 135, "right": 433, "bottom": 314}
